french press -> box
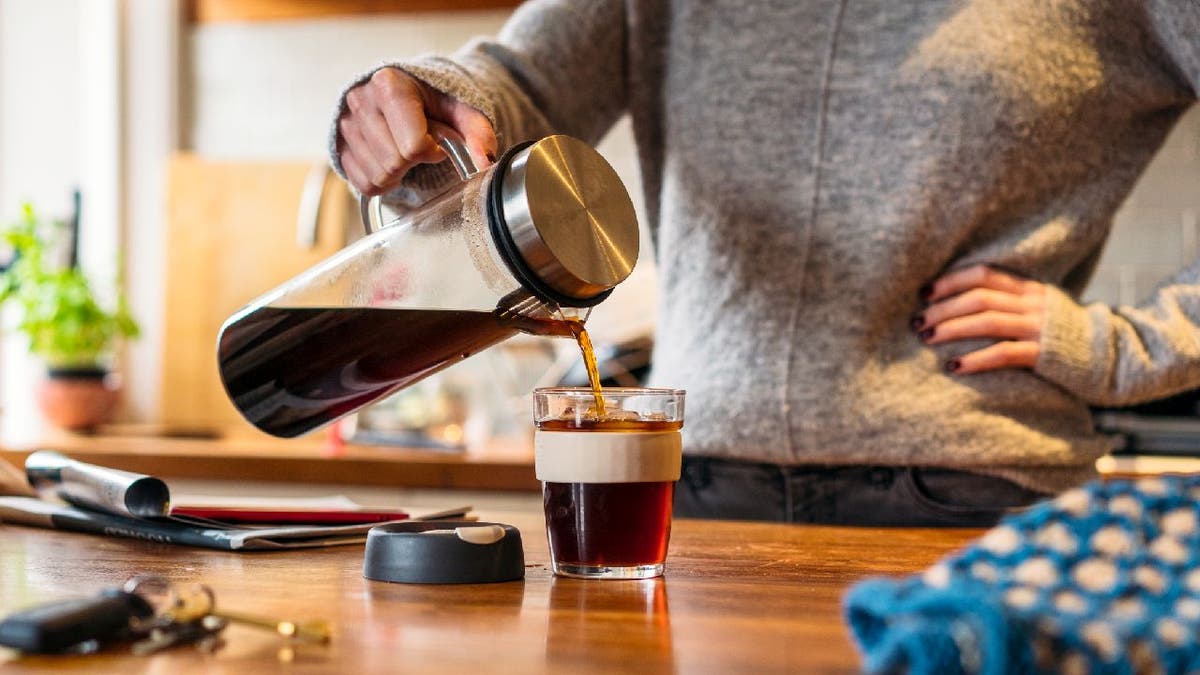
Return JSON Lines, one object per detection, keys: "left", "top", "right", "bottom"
{"left": 216, "top": 126, "right": 640, "bottom": 438}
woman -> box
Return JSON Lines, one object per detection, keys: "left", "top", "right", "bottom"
{"left": 329, "top": 1, "right": 1200, "bottom": 525}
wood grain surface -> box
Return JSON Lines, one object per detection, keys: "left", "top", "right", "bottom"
{"left": 0, "top": 509, "right": 981, "bottom": 673}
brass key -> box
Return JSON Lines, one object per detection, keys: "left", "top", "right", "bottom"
{"left": 212, "top": 608, "right": 331, "bottom": 644}
{"left": 125, "top": 576, "right": 331, "bottom": 646}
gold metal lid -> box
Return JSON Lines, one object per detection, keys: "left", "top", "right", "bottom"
{"left": 499, "top": 136, "right": 639, "bottom": 301}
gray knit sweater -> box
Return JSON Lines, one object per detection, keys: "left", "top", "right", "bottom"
{"left": 330, "top": 1, "right": 1200, "bottom": 494}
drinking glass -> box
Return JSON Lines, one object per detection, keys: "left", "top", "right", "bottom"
{"left": 534, "top": 387, "right": 685, "bottom": 579}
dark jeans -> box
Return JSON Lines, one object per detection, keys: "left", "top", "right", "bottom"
{"left": 674, "top": 456, "right": 1050, "bottom": 527}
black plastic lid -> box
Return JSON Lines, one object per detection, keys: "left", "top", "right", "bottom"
{"left": 362, "top": 521, "right": 525, "bottom": 585}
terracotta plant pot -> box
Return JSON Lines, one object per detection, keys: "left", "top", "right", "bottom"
{"left": 36, "top": 368, "right": 120, "bottom": 431}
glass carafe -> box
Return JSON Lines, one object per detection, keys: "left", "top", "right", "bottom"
{"left": 216, "top": 126, "right": 639, "bottom": 438}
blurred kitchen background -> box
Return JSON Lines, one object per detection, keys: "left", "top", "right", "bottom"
{"left": 0, "top": 1, "right": 1197, "bottom": 450}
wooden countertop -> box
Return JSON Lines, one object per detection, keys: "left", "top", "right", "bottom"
{"left": 0, "top": 508, "right": 980, "bottom": 673}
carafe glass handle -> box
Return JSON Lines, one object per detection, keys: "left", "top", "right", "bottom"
{"left": 358, "top": 121, "right": 480, "bottom": 234}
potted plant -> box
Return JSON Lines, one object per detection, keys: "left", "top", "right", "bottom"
{"left": 0, "top": 203, "right": 139, "bottom": 430}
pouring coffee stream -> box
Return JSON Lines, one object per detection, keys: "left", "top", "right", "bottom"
{"left": 216, "top": 127, "right": 635, "bottom": 437}
{"left": 493, "top": 289, "right": 606, "bottom": 416}
{"left": 566, "top": 320, "right": 606, "bottom": 417}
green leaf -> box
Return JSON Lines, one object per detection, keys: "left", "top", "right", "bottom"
{"left": 0, "top": 203, "right": 140, "bottom": 367}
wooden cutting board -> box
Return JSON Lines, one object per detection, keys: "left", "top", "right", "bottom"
{"left": 161, "top": 153, "right": 357, "bottom": 435}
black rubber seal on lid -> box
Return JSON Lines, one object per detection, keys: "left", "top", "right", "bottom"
{"left": 487, "top": 140, "right": 614, "bottom": 309}
{"left": 362, "top": 521, "right": 524, "bottom": 584}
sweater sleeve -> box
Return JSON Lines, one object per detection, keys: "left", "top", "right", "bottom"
{"left": 1036, "top": 259, "right": 1200, "bottom": 407}
{"left": 1035, "top": 4, "right": 1200, "bottom": 405}
{"left": 328, "top": 0, "right": 628, "bottom": 207}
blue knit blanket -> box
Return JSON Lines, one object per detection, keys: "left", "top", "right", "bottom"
{"left": 844, "top": 476, "right": 1200, "bottom": 674}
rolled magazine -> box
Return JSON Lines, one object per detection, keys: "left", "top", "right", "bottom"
{"left": 25, "top": 450, "right": 170, "bottom": 517}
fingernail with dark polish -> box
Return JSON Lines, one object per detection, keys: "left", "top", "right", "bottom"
{"left": 945, "top": 358, "right": 962, "bottom": 373}
{"left": 910, "top": 313, "right": 925, "bottom": 331}
{"left": 919, "top": 284, "right": 933, "bottom": 301}
{"left": 918, "top": 327, "right": 935, "bottom": 341}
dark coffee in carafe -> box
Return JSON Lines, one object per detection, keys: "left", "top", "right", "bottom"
{"left": 218, "top": 306, "right": 578, "bottom": 438}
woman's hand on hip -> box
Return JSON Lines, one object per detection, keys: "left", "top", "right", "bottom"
{"left": 913, "top": 265, "right": 1047, "bottom": 374}
{"left": 337, "top": 67, "right": 498, "bottom": 197}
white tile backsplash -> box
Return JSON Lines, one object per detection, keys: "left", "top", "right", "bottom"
{"left": 1084, "top": 107, "right": 1200, "bottom": 306}
{"left": 188, "top": 12, "right": 513, "bottom": 159}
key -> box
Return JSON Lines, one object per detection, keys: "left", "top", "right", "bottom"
{"left": 213, "top": 608, "right": 331, "bottom": 645}
{"left": 131, "top": 615, "right": 228, "bottom": 656}
{"left": 160, "top": 582, "right": 331, "bottom": 645}
{"left": 124, "top": 576, "right": 331, "bottom": 646}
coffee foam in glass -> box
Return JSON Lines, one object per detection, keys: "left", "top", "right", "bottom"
{"left": 534, "top": 429, "right": 682, "bottom": 483}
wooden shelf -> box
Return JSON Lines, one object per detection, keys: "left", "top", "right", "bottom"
{"left": 0, "top": 428, "right": 539, "bottom": 492}
{"left": 188, "top": 0, "right": 522, "bottom": 23}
